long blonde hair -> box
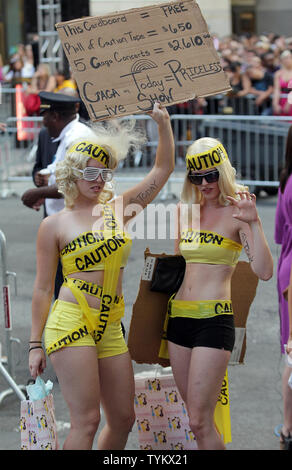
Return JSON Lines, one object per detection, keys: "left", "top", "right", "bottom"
{"left": 55, "top": 119, "right": 146, "bottom": 208}
{"left": 181, "top": 137, "right": 247, "bottom": 207}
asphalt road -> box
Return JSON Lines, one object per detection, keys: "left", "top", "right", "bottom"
{"left": 0, "top": 178, "right": 286, "bottom": 451}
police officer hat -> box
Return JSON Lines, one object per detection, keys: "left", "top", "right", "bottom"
{"left": 39, "top": 91, "right": 80, "bottom": 115}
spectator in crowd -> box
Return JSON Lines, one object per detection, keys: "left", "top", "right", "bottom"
{"left": 254, "top": 39, "right": 271, "bottom": 57}
{"left": 245, "top": 55, "right": 274, "bottom": 114}
{"left": 240, "top": 32, "right": 259, "bottom": 51}
{"left": 14, "top": 43, "right": 35, "bottom": 79}
{"left": 272, "top": 35, "right": 288, "bottom": 57}
{"left": 273, "top": 50, "right": 292, "bottom": 116}
{"left": 287, "top": 38, "right": 292, "bottom": 54}
{"left": 224, "top": 61, "right": 251, "bottom": 98}
{"left": 54, "top": 69, "right": 77, "bottom": 93}
{"left": 4, "top": 43, "right": 35, "bottom": 82}
{"left": 223, "top": 62, "right": 252, "bottom": 114}
{"left": 4, "top": 55, "right": 26, "bottom": 83}
{"left": 261, "top": 51, "right": 280, "bottom": 76}
{"left": 28, "top": 64, "right": 56, "bottom": 95}
{"left": 240, "top": 49, "right": 258, "bottom": 72}
{"left": 24, "top": 64, "right": 57, "bottom": 116}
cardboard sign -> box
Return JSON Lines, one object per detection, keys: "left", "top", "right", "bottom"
{"left": 56, "top": 0, "right": 231, "bottom": 121}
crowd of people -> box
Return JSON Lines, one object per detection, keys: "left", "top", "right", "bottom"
{"left": 0, "top": 42, "right": 78, "bottom": 117}
{"left": 217, "top": 32, "right": 292, "bottom": 116}
{"left": 173, "top": 32, "right": 292, "bottom": 116}
{"left": 1, "top": 32, "right": 292, "bottom": 118}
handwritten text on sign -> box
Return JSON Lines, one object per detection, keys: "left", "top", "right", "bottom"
{"left": 56, "top": 1, "right": 231, "bottom": 121}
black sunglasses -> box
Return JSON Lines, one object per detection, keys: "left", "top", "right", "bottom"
{"left": 188, "top": 169, "right": 220, "bottom": 185}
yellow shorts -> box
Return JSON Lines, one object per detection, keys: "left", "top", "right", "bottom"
{"left": 44, "top": 299, "right": 128, "bottom": 359}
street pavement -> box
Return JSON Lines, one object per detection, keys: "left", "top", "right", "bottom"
{"left": 0, "top": 175, "right": 286, "bottom": 451}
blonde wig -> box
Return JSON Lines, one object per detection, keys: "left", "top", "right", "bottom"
{"left": 181, "top": 137, "right": 247, "bottom": 207}
{"left": 55, "top": 119, "right": 146, "bottom": 209}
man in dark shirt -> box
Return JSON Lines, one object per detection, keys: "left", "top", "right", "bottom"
{"left": 31, "top": 127, "right": 59, "bottom": 215}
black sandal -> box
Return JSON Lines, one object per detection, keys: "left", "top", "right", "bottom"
{"left": 280, "top": 431, "right": 292, "bottom": 450}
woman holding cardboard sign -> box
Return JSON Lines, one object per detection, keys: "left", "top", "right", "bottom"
{"left": 28, "top": 102, "right": 175, "bottom": 450}
{"left": 166, "top": 137, "right": 273, "bottom": 450}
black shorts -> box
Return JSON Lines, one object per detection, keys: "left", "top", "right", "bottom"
{"left": 167, "top": 314, "right": 235, "bottom": 352}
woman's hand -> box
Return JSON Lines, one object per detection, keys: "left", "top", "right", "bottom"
{"left": 273, "top": 103, "right": 282, "bottom": 115}
{"left": 283, "top": 100, "right": 291, "bottom": 114}
{"left": 147, "top": 102, "right": 170, "bottom": 125}
{"left": 287, "top": 336, "right": 292, "bottom": 356}
{"left": 29, "top": 348, "right": 46, "bottom": 380}
{"left": 226, "top": 191, "right": 259, "bottom": 224}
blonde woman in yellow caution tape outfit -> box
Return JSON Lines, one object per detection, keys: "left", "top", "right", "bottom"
{"left": 164, "top": 138, "right": 273, "bottom": 450}
{"left": 28, "top": 102, "right": 174, "bottom": 450}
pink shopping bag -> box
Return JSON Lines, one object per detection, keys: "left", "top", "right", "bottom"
{"left": 134, "top": 373, "right": 231, "bottom": 450}
{"left": 134, "top": 374, "right": 197, "bottom": 450}
{"left": 20, "top": 393, "right": 58, "bottom": 450}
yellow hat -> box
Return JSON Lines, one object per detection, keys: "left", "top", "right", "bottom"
{"left": 186, "top": 143, "right": 229, "bottom": 171}
{"left": 68, "top": 141, "right": 110, "bottom": 168}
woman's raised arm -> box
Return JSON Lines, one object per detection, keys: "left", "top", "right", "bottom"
{"left": 120, "top": 102, "right": 175, "bottom": 224}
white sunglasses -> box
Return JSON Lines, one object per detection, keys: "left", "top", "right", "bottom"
{"left": 73, "top": 167, "right": 113, "bottom": 183}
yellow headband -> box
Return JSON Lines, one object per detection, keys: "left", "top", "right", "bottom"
{"left": 68, "top": 141, "right": 110, "bottom": 168}
{"left": 186, "top": 143, "right": 229, "bottom": 171}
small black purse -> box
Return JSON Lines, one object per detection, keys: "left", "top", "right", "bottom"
{"left": 150, "top": 255, "right": 186, "bottom": 295}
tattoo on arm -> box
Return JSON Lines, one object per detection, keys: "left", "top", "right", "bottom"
{"left": 240, "top": 232, "right": 254, "bottom": 263}
{"left": 129, "top": 179, "right": 158, "bottom": 206}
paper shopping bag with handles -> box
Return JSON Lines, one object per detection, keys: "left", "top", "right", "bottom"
{"left": 20, "top": 377, "right": 58, "bottom": 450}
{"left": 134, "top": 371, "right": 231, "bottom": 450}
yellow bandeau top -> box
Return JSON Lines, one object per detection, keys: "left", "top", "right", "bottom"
{"left": 60, "top": 229, "right": 132, "bottom": 276}
{"left": 179, "top": 229, "right": 242, "bottom": 266}
{"left": 60, "top": 204, "right": 132, "bottom": 276}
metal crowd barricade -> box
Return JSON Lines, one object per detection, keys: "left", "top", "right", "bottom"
{"left": 0, "top": 230, "right": 26, "bottom": 404}
{"left": 0, "top": 116, "right": 42, "bottom": 198}
{"left": 0, "top": 110, "right": 291, "bottom": 197}
{"left": 0, "top": 133, "right": 12, "bottom": 198}
{"left": 0, "top": 86, "right": 15, "bottom": 123}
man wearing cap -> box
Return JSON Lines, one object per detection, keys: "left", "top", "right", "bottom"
{"left": 22, "top": 91, "right": 94, "bottom": 215}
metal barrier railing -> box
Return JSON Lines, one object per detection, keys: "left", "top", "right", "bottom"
{"left": 0, "top": 116, "right": 41, "bottom": 198}
{"left": 0, "top": 230, "right": 26, "bottom": 403}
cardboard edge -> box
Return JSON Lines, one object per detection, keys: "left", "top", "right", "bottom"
{"left": 55, "top": 0, "right": 200, "bottom": 29}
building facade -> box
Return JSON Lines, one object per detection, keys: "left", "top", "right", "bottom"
{"left": 0, "top": 0, "right": 291, "bottom": 66}
{"left": 0, "top": 0, "right": 90, "bottom": 64}
{"left": 89, "top": 0, "right": 292, "bottom": 38}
